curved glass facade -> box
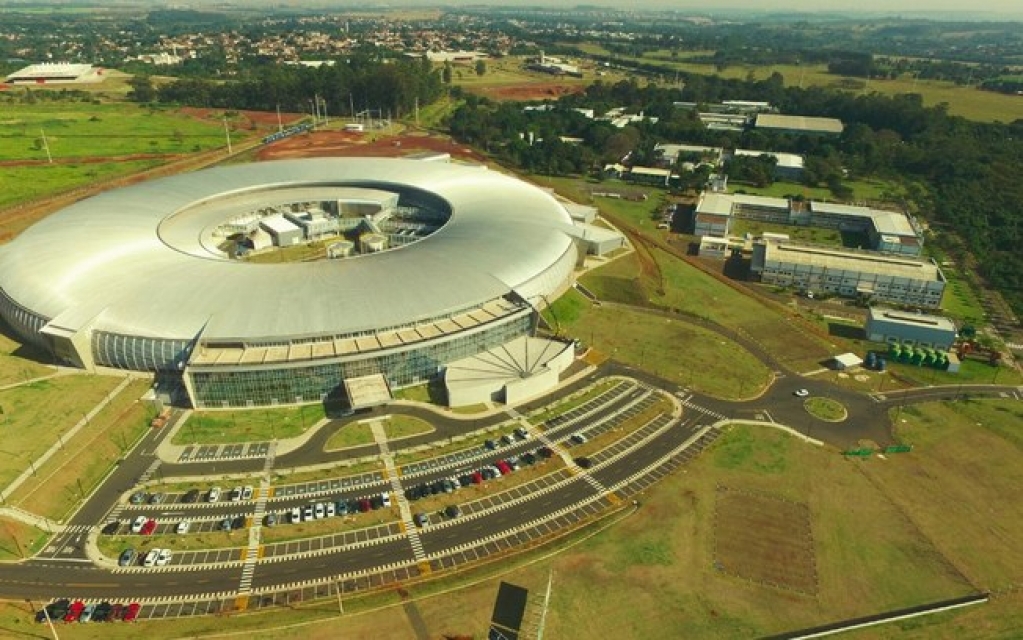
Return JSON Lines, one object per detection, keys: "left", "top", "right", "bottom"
{"left": 186, "top": 311, "right": 533, "bottom": 408}
{"left": 0, "top": 287, "right": 49, "bottom": 348}
{"left": 92, "top": 331, "right": 194, "bottom": 372}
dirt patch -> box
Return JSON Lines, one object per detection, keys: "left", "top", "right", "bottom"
{"left": 714, "top": 486, "right": 818, "bottom": 595}
{"left": 255, "top": 130, "right": 487, "bottom": 163}
{"left": 178, "top": 106, "right": 305, "bottom": 129}
{"left": 476, "top": 82, "right": 586, "bottom": 101}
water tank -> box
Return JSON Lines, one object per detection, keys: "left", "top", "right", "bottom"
{"left": 360, "top": 233, "right": 388, "bottom": 253}
{"left": 326, "top": 240, "right": 354, "bottom": 259}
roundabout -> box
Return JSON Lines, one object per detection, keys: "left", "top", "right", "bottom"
{"left": 802, "top": 396, "right": 849, "bottom": 422}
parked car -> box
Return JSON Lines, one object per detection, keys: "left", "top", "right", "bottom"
{"left": 129, "top": 491, "right": 147, "bottom": 505}
{"left": 537, "top": 446, "right": 554, "bottom": 459}
{"left": 302, "top": 505, "right": 314, "bottom": 521}
{"left": 182, "top": 488, "right": 200, "bottom": 503}
{"left": 326, "top": 502, "right": 336, "bottom": 518}
{"left": 155, "top": 548, "right": 172, "bottom": 566}
{"left": 129, "top": 516, "right": 146, "bottom": 534}
{"left": 118, "top": 548, "right": 137, "bottom": 567}
{"left": 122, "top": 602, "right": 141, "bottom": 622}
{"left": 413, "top": 512, "right": 429, "bottom": 527}
{"left": 500, "top": 434, "right": 514, "bottom": 446}
{"left": 336, "top": 500, "right": 350, "bottom": 516}
{"left": 220, "top": 517, "right": 233, "bottom": 531}
{"left": 101, "top": 520, "right": 120, "bottom": 535}
{"left": 265, "top": 513, "right": 278, "bottom": 527}
{"left": 314, "top": 503, "right": 326, "bottom": 519}
{"left": 514, "top": 427, "right": 530, "bottom": 440}
{"left": 444, "top": 504, "right": 462, "bottom": 519}
{"left": 229, "top": 486, "right": 242, "bottom": 502}
{"left": 109, "top": 603, "right": 124, "bottom": 621}
{"left": 458, "top": 474, "right": 473, "bottom": 487}
{"left": 522, "top": 452, "right": 537, "bottom": 466}
{"left": 207, "top": 486, "right": 222, "bottom": 502}
{"left": 232, "top": 515, "right": 247, "bottom": 530}
{"left": 79, "top": 603, "right": 97, "bottom": 623}
{"left": 290, "top": 507, "right": 302, "bottom": 524}
{"left": 358, "top": 498, "right": 371, "bottom": 513}
{"left": 570, "top": 432, "right": 588, "bottom": 445}
{"left": 63, "top": 600, "right": 85, "bottom": 623}
{"left": 91, "top": 602, "right": 112, "bottom": 623}
{"left": 143, "top": 549, "right": 160, "bottom": 567}
{"left": 575, "top": 456, "right": 593, "bottom": 469}
{"left": 471, "top": 471, "right": 483, "bottom": 485}
{"left": 241, "top": 485, "right": 254, "bottom": 500}
{"left": 140, "top": 519, "right": 157, "bottom": 536}
{"left": 35, "top": 599, "right": 69, "bottom": 623}
{"left": 148, "top": 492, "right": 165, "bottom": 505}
{"left": 175, "top": 521, "right": 191, "bottom": 534}
{"left": 496, "top": 460, "right": 512, "bottom": 475}
{"left": 484, "top": 439, "right": 496, "bottom": 451}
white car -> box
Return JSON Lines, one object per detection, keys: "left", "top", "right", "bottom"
{"left": 143, "top": 548, "right": 160, "bottom": 567}
{"left": 314, "top": 503, "right": 326, "bottom": 519}
{"left": 326, "top": 502, "right": 336, "bottom": 517}
{"left": 381, "top": 492, "right": 392, "bottom": 508}
{"left": 241, "top": 485, "right": 254, "bottom": 501}
{"left": 290, "top": 507, "right": 302, "bottom": 524}
{"left": 794, "top": 388, "right": 810, "bottom": 397}
{"left": 207, "top": 486, "right": 222, "bottom": 502}
{"left": 303, "top": 505, "right": 314, "bottom": 521}
{"left": 155, "top": 548, "right": 172, "bottom": 566}
{"left": 130, "top": 515, "right": 147, "bottom": 534}
{"left": 176, "top": 521, "right": 191, "bottom": 534}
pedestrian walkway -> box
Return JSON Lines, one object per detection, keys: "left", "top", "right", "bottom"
{"left": 0, "top": 506, "right": 63, "bottom": 532}
{"left": 371, "top": 420, "right": 426, "bottom": 563}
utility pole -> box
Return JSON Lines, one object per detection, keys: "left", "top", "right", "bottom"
{"left": 223, "top": 117, "right": 232, "bottom": 154}
{"left": 39, "top": 128, "right": 53, "bottom": 164}
{"left": 537, "top": 569, "right": 554, "bottom": 640}
{"left": 414, "top": 96, "right": 419, "bottom": 126}
{"left": 321, "top": 98, "right": 329, "bottom": 126}
{"left": 276, "top": 103, "right": 283, "bottom": 133}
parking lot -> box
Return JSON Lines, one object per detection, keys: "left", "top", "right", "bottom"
{"left": 178, "top": 442, "right": 271, "bottom": 463}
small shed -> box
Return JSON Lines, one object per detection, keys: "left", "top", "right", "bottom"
{"left": 833, "top": 352, "right": 863, "bottom": 370}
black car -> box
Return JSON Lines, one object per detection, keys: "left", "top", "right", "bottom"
{"left": 92, "top": 602, "right": 113, "bottom": 622}
{"left": 444, "top": 504, "right": 462, "bottom": 519}
{"left": 413, "top": 512, "right": 429, "bottom": 527}
{"left": 35, "top": 599, "right": 70, "bottom": 623}
{"left": 574, "top": 457, "right": 593, "bottom": 469}
{"left": 500, "top": 434, "right": 514, "bottom": 446}
{"left": 232, "top": 515, "right": 247, "bottom": 530}
{"left": 458, "top": 474, "right": 473, "bottom": 487}
{"left": 370, "top": 494, "right": 384, "bottom": 510}
{"left": 537, "top": 446, "right": 554, "bottom": 459}
{"left": 101, "top": 520, "right": 120, "bottom": 535}
{"left": 431, "top": 480, "right": 445, "bottom": 495}
{"left": 522, "top": 452, "right": 537, "bottom": 466}
{"left": 484, "top": 439, "right": 497, "bottom": 451}
{"left": 182, "top": 488, "right": 200, "bottom": 503}
{"left": 481, "top": 467, "right": 498, "bottom": 481}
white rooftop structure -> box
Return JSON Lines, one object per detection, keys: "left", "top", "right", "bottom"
{"left": 734, "top": 149, "right": 805, "bottom": 171}
{"left": 5, "top": 63, "right": 103, "bottom": 83}
{"left": 809, "top": 201, "right": 915, "bottom": 237}
{"left": 755, "top": 113, "right": 844, "bottom": 135}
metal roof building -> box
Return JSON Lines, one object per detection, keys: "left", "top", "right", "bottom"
{"left": 754, "top": 113, "right": 844, "bottom": 136}
{"left": 0, "top": 158, "right": 579, "bottom": 408}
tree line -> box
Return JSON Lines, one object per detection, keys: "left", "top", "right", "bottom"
{"left": 447, "top": 75, "right": 1023, "bottom": 317}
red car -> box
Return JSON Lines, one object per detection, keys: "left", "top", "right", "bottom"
{"left": 496, "top": 460, "right": 512, "bottom": 475}
{"left": 122, "top": 602, "right": 141, "bottom": 622}
{"left": 63, "top": 600, "right": 85, "bottom": 623}
{"left": 109, "top": 603, "right": 124, "bottom": 621}
{"left": 358, "top": 498, "right": 371, "bottom": 513}
{"left": 140, "top": 519, "right": 157, "bottom": 535}
{"left": 471, "top": 471, "right": 483, "bottom": 485}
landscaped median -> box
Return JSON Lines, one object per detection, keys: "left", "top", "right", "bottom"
{"left": 803, "top": 396, "right": 848, "bottom": 422}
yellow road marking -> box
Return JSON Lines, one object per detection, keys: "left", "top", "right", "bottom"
{"left": 239, "top": 548, "right": 248, "bottom": 562}
{"left": 417, "top": 561, "right": 432, "bottom": 576}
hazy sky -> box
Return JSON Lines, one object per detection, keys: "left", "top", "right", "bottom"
{"left": 165, "top": 0, "right": 1023, "bottom": 20}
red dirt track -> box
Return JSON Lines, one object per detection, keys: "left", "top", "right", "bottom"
{"left": 255, "top": 130, "right": 487, "bottom": 163}
{"left": 476, "top": 82, "right": 585, "bottom": 101}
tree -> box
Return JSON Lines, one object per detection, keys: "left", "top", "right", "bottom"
{"left": 474, "top": 60, "right": 486, "bottom": 77}
{"left": 128, "top": 75, "right": 156, "bottom": 103}
{"left": 442, "top": 62, "right": 453, "bottom": 84}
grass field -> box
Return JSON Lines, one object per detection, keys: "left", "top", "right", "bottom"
{"left": 0, "top": 159, "right": 166, "bottom": 209}
{"left": 0, "top": 330, "right": 53, "bottom": 385}
{"left": 6, "top": 378, "right": 151, "bottom": 521}
{"left": 732, "top": 177, "right": 900, "bottom": 202}
{"left": 174, "top": 404, "right": 327, "bottom": 445}
{"left": 0, "top": 374, "right": 126, "bottom": 490}
{"left": 0, "top": 103, "right": 230, "bottom": 161}
{"left": 554, "top": 292, "right": 772, "bottom": 398}
{"left": 323, "top": 422, "right": 375, "bottom": 450}
{"left": 0, "top": 517, "right": 50, "bottom": 561}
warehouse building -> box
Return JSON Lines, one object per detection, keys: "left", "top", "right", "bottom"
{"left": 754, "top": 113, "right": 844, "bottom": 136}
{"left": 4, "top": 63, "right": 105, "bottom": 84}
{"left": 865, "top": 307, "right": 957, "bottom": 350}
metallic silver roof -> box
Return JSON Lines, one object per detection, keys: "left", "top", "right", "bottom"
{"left": 0, "top": 158, "right": 576, "bottom": 343}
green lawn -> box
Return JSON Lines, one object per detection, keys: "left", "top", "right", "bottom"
{"left": 0, "top": 375, "right": 125, "bottom": 489}
{"left": 174, "top": 404, "right": 327, "bottom": 445}
{"left": 0, "top": 331, "right": 53, "bottom": 386}
{"left": 0, "top": 159, "right": 165, "bottom": 209}
{"left": 0, "top": 103, "right": 231, "bottom": 161}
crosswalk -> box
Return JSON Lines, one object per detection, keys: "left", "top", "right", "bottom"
{"left": 238, "top": 442, "right": 277, "bottom": 594}
{"left": 371, "top": 420, "right": 426, "bottom": 562}
{"left": 676, "top": 393, "right": 728, "bottom": 422}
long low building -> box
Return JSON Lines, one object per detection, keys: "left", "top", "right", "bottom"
{"left": 750, "top": 240, "right": 945, "bottom": 308}
{"left": 0, "top": 158, "right": 587, "bottom": 409}
{"left": 693, "top": 192, "right": 923, "bottom": 255}
{"left": 865, "top": 307, "right": 957, "bottom": 350}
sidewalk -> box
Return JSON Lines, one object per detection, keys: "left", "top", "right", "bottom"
{"left": 0, "top": 506, "right": 63, "bottom": 532}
